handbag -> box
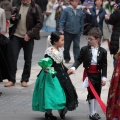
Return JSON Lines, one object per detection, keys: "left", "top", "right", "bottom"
{"left": 83, "top": 23, "right": 92, "bottom": 35}
{"left": 0, "top": 34, "right": 10, "bottom": 45}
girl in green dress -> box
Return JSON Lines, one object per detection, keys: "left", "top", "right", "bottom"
{"left": 32, "top": 31, "right": 78, "bottom": 120}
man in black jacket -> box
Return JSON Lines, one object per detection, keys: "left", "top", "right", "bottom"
{"left": 4, "top": 0, "right": 43, "bottom": 87}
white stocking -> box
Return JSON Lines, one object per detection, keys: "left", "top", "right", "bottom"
{"left": 88, "top": 99, "right": 94, "bottom": 116}
{"left": 94, "top": 99, "right": 98, "bottom": 114}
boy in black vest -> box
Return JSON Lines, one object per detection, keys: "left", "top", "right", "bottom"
{"left": 68, "top": 27, "right": 107, "bottom": 120}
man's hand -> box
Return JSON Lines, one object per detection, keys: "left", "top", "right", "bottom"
{"left": 24, "top": 34, "right": 30, "bottom": 41}
{"left": 101, "top": 80, "right": 106, "bottom": 86}
{"left": 67, "top": 69, "right": 75, "bottom": 75}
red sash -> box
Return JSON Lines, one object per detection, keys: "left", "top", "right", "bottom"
{"left": 83, "top": 65, "right": 106, "bottom": 114}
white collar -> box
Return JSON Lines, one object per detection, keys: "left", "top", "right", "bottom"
{"left": 91, "top": 46, "right": 98, "bottom": 50}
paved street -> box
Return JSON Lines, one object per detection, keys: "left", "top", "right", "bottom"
{"left": 0, "top": 32, "right": 113, "bottom": 120}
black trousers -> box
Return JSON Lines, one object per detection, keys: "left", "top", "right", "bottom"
{"left": 87, "top": 73, "right": 102, "bottom": 100}
{"left": 7, "top": 35, "right": 34, "bottom": 83}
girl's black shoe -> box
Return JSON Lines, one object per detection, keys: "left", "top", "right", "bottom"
{"left": 45, "top": 113, "right": 57, "bottom": 120}
{"left": 60, "top": 108, "right": 67, "bottom": 119}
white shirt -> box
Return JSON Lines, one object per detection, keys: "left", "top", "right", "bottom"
{"left": 91, "top": 46, "right": 98, "bottom": 65}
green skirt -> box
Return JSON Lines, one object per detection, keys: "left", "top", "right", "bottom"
{"left": 32, "top": 70, "right": 66, "bottom": 112}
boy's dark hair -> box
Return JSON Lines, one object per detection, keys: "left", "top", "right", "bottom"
{"left": 88, "top": 27, "right": 102, "bottom": 39}
{"left": 50, "top": 31, "right": 63, "bottom": 45}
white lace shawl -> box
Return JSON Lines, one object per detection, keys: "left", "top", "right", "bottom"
{"left": 45, "top": 46, "right": 64, "bottom": 64}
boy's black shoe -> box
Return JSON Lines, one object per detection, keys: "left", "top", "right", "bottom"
{"left": 89, "top": 114, "right": 99, "bottom": 120}
{"left": 94, "top": 113, "right": 101, "bottom": 119}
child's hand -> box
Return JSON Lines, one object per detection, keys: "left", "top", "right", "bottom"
{"left": 44, "top": 68, "right": 49, "bottom": 73}
{"left": 67, "top": 69, "right": 75, "bottom": 75}
{"left": 101, "top": 80, "right": 106, "bottom": 86}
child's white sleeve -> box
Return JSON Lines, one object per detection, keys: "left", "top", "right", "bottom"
{"left": 70, "top": 67, "right": 76, "bottom": 72}
{"left": 102, "top": 77, "right": 107, "bottom": 81}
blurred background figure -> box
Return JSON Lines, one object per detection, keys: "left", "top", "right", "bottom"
{"left": 4, "top": 0, "right": 43, "bottom": 87}
{"left": 0, "top": 6, "right": 10, "bottom": 95}
{"left": 35, "top": 0, "right": 48, "bottom": 21}
{"left": 102, "top": 0, "right": 112, "bottom": 42}
{"left": 58, "top": 0, "right": 84, "bottom": 63}
{"left": 11, "top": 0, "right": 20, "bottom": 7}
{"left": 83, "top": 0, "right": 106, "bottom": 40}
{"left": 0, "top": 0, "right": 12, "bottom": 32}
{"left": 35, "top": 0, "right": 48, "bottom": 14}
{"left": 82, "top": 0, "right": 94, "bottom": 8}
{"left": 42, "top": 0, "right": 57, "bottom": 32}
{"left": 105, "top": 0, "right": 120, "bottom": 67}
{"left": 0, "top": 7, "right": 6, "bottom": 34}
{"left": 53, "top": 0, "right": 69, "bottom": 31}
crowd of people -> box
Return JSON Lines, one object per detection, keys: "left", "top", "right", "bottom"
{"left": 0, "top": 0, "right": 120, "bottom": 120}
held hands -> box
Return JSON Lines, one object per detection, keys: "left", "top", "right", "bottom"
{"left": 24, "top": 34, "right": 30, "bottom": 41}
{"left": 101, "top": 80, "right": 106, "bottom": 86}
{"left": 67, "top": 69, "right": 75, "bottom": 75}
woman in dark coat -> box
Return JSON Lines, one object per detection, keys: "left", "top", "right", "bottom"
{"left": 0, "top": 6, "right": 10, "bottom": 95}
{"left": 0, "top": 35, "right": 10, "bottom": 96}
{"left": 0, "top": 41, "right": 10, "bottom": 82}
{"left": 85, "top": 0, "right": 106, "bottom": 34}
{"left": 105, "top": 0, "right": 120, "bottom": 66}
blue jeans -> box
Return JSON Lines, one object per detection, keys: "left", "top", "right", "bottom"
{"left": 64, "top": 31, "right": 80, "bottom": 61}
